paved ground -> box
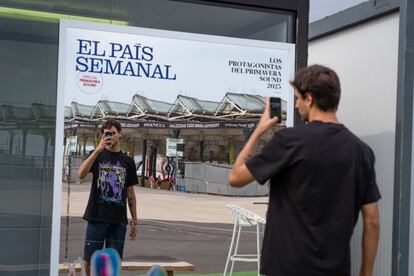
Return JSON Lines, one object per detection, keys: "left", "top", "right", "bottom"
{"left": 60, "top": 183, "right": 268, "bottom": 274}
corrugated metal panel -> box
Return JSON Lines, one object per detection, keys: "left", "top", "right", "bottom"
{"left": 308, "top": 12, "right": 399, "bottom": 276}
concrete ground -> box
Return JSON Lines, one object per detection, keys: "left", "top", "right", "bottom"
{"left": 60, "top": 183, "right": 268, "bottom": 274}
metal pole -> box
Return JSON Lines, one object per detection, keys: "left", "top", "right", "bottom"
{"left": 153, "top": 145, "right": 157, "bottom": 178}
{"left": 8, "top": 131, "right": 14, "bottom": 154}
{"left": 148, "top": 145, "right": 153, "bottom": 178}
{"left": 175, "top": 150, "right": 178, "bottom": 191}
{"left": 200, "top": 140, "right": 204, "bottom": 162}
{"left": 22, "top": 129, "right": 27, "bottom": 157}
{"left": 64, "top": 154, "right": 71, "bottom": 259}
{"left": 141, "top": 139, "right": 147, "bottom": 187}
{"left": 83, "top": 137, "right": 88, "bottom": 156}
{"left": 392, "top": 1, "right": 414, "bottom": 275}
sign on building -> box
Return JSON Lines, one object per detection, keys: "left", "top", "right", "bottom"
{"left": 65, "top": 136, "right": 78, "bottom": 155}
{"left": 166, "top": 138, "right": 184, "bottom": 157}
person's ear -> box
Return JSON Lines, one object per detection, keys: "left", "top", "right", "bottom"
{"left": 119, "top": 133, "right": 123, "bottom": 140}
{"left": 305, "top": 93, "right": 313, "bottom": 107}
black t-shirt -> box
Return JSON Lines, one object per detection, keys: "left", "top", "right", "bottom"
{"left": 83, "top": 149, "right": 138, "bottom": 225}
{"left": 246, "top": 121, "right": 381, "bottom": 276}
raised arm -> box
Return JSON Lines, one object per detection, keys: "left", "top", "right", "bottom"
{"left": 77, "top": 136, "right": 110, "bottom": 179}
{"left": 228, "top": 136, "right": 259, "bottom": 187}
{"left": 228, "top": 97, "right": 278, "bottom": 187}
{"left": 359, "top": 202, "right": 380, "bottom": 276}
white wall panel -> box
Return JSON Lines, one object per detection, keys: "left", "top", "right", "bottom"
{"left": 309, "top": 12, "right": 399, "bottom": 276}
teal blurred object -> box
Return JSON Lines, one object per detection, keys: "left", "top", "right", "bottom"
{"left": 90, "top": 248, "right": 121, "bottom": 276}
{"left": 146, "top": 264, "right": 168, "bottom": 276}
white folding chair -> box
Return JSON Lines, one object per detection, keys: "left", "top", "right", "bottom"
{"left": 223, "top": 204, "right": 266, "bottom": 276}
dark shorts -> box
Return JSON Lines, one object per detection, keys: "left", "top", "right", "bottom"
{"left": 83, "top": 222, "right": 127, "bottom": 262}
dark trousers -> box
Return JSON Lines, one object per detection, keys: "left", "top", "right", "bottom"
{"left": 83, "top": 221, "right": 127, "bottom": 261}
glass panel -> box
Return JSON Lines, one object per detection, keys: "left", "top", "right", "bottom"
{"left": 107, "top": 101, "right": 130, "bottom": 114}
{"left": 0, "top": 130, "right": 8, "bottom": 153}
{"left": 0, "top": 0, "right": 294, "bottom": 43}
{"left": 32, "top": 103, "right": 56, "bottom": 120}
{"left": 198, "top": 100, "right": 220, "bottom": 113}
{"left": 146, "top": 99, "right": 172, "bottom": 114}
{"left": 0, "top": 35, "right": 57, "bottom": 275}
{"left": 118, "top": 0, "right": 294, "bottom": 43}
{"left": 227, "top": 94, "right": 265, "bottom": 111}
{"left": 132, "top": 95, "right": 148, "bottom": 110}
{"left": 0, "top": 1, "right": 295, "bottom": 274}
{"left": 0, "top": 105, "right": 36, "bottom": 121}
{"left": 64, "top": 106, "right": 73, "bottom": 118}
{"left": 180, "top": 97, "right": 200, "bottom": 111}
{"left": 76, "top": 103, "right": 95, "bottom": 117}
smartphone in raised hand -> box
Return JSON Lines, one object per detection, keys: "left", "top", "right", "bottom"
{"left": 104, "top": 131, "right": 113, "bottom": 145}
{"left": 269, "top": 97, "right": 281, "bottom": 122}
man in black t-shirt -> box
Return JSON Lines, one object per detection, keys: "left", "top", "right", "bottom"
{"left": 78, "top": 119, "right": 138, "bottom": 275}
{"left": 229, "top": 65, "right": 381, "bottom": 276}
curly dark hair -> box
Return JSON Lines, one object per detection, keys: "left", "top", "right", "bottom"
{"left": 290, "top": 65, "right": 341, "bottom": 111}
{"left": 101, "top": 119, "right": 122, "bottom": 133}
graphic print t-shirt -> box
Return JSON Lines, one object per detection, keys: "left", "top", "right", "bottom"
{"left": 83, "top": 149, "right": 138, "bottom": 225}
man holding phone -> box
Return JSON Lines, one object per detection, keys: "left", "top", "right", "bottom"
{"left": 269, "top": 97, "right": 282, "bottom": 120}
{"left": 229, "top": 65, "right": 381, "bottom": 276}
{"left": 78, "top": 119, "right": 138, "bottom": 275}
